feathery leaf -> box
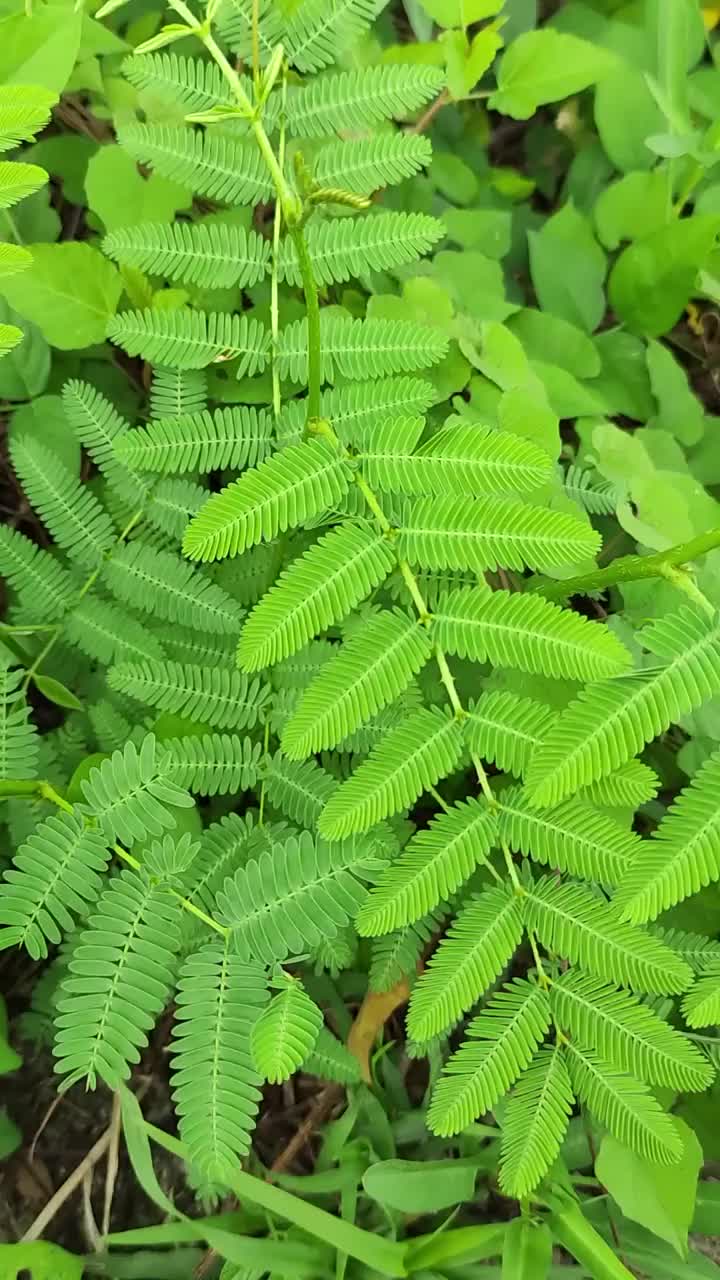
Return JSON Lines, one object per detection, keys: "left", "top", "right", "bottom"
{"left": 564, "top": 1042, "right": 683, "bottom": 1164}
{"left": 358, "top": 799, "right": 497, "bottom": 936}
{"left": 282, "top": 609, "right": 432, "bottom": 757}
{"left": 407, "top": 886, "right": 524, "bottom": 1043}
{"left": 108, "top": 660, "right": 270, "bottom": 731}
{"left": 171, "top": 945, "right": 267, "bottom": 1179}
{"left": 526, "top": 608, "right": 720, "bottom": 807}
{"left": 251, "top": 980, "right": 323, "bottom": 1084}
{"left": 525, "top": 877, "right": 693, "bottom": 995}
{"left": 499, "top": 1047, "right": 574, "bottom": 1199}
{"left": 434, "top": 587, "right": 630, "bottom": 681}
{"left": 399, "top": 495, "right": 601, "bottom": 574}
{"left": 319, "top": 707, "right": 464, "bottom": 840}
{"left": 286, "top": 64, "right": 445, "bottom": 136}
{"left": 104, "top": 220, "right": 271, "bottom": 290}
{"left": 614, "top": 749, "right": 720, "bottom": 924}
{"left": 427, "top": 980, "right": 551, "bottom": 1137}
{"left": 184, "top": 440, "right": 352, "bottom": 562}
{"left": 0, "top": 813, "right": 110, "bottom": 960}
{"left": 238, "top": 522, "right": 395, "bottom": 672}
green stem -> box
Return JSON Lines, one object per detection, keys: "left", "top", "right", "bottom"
{"left": 2, "top": 210, "right": 22, "bottom": 245}
{"left": 529, "top": 524, "right": 720, "bottom": 604}
{"left": 314, "top": 419, "right": 495, "bottom": 807}
{"left": 270, "top": 74, "right": 287, "bottom": 421}
{"left": 200, "top": 27, "right": 298, "bottom": 221}
{"left": 290, "top": 224, "right": 322, "bottom": 423}
{"left": 659, "top": 563, "right": 715, "bottom": 616}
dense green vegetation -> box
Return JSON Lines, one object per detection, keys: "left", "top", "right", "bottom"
{"left": 3, "top": 0, "right": 720, "bottom": 1276}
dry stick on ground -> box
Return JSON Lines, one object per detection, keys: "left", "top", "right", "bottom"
{"left": 101, "top": 1091, "right": 122, "bottom": 1240}
{"left": 22, "top": 1084, "right": 148, "bottom": 1244}
{"left": 270, "top": 1083, "right": 343, "bottom": 1174}
{"left": 21, "top": 1125, "right": 118, "bottom": 1243}
{"left": 407, "top": 88, "right": 449, "bottom": 135}
{"left": 82, "top": 1167, "right": 102, "bottom": 1253}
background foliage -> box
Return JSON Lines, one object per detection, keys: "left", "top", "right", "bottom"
{"left": 4, "top": 1, "right": 720, "bottom": 1278}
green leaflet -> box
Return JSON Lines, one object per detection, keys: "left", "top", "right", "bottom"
{"left": 238, "top": 523, "right": 396, "bottom": 672}
{"left": 0, "top": 812, "right": 110, "bottom": 960}
{"left": 118, "top": 405, "right": 274, "bottom": 475}
{"left": 318, "top": 706, "right": 464, "bottom": 839}
{"left": 117, "top": 122, "right": 272, "bottom": 205}
{"left": 465, "top": 689, "right": 553, "bottom": 778}
{"left": 282, "top": 608, "right": 432, "bottom": 757}
{"left": 434, "top": 586, "right": 630, "bottom": 681}
{"left": 251, "top": 980, "right": 323, "bottom": 1084}
{"left": 551, "top": 971, "right": 712, "bottom": 1092}
{"left": 359, "top": 420, "right": 552, "bottom": 498}
{"left": 499, "top": 786, "right": 641, "bottom": 885}
{"left": 524, "top": 878, "right": 693, "bottom": 995}
{"left": 614, "top": 749, "right": 720, "bottom": 924}
{"left": 103, "top": 542, "right": 243, "bottom": 635}
{"left": 427, "top": 980, "right": 552, "bottom": 1136}
{"left": 184, "top": 440, "right": 352, "bottom": 562}
{"left": 286, "top": 65, "right": 445, "bottom": 136}
{"left": 357, "top": 798, "right": 497, "bottom": 935}
{"left": 108, "top": 309, "right": 271, "bottom": 373}
{"left": 407, "top": 885, "right": 524, "bottom": 1042}
{"left": 104, "top": 220, "right": 271, "bottom": 290}
{"left": 499, "top": 1046, "right": 574, "bottom": 1199}
{"left": 170, "top": 946, "right": 267, "bottom": 1179}
{"left": 10, "top": 434, "right": 115, "bottom": 569}
{"left": 0, "top": 660, "right": 39, "bottom": 782}
{"left": 54, "top": 867, "right": 183, "bottom": 1090}
{"left": 79, "top": 734, "right": 195, "bottom": 847}
{"left": 526, "top": 608, "right": 720, "bottom": 807}
{"left": 278, "top": 213, "right": 444, "bottom": 287}
{"left": 564, "top": 1042, "right": 684, "bottom": 1165}
{"left": 399, "top": 495, "right": 601, "bottom": 573}
{"left": 216, "top": 830, "right": 389, "bottom": 964}
{"left": 108, "top": 660, "right": 270, "bottom": 731}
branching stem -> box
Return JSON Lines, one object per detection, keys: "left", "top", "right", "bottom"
{"left": 529, "top": 524, "right": 720, "bottom": 604}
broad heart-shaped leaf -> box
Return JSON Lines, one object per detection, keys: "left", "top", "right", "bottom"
{"left": 528, "top": 202, "right": 606, "bottom": 335}
{"left": 85, "top": 145, "right": 190, "bottom": 232}
{"left": 0, "top": 1241, "right": 83, "bottom": 1280}
{"left": 0, "top": 300, "right": 48, "bottom": 398}
{"left": 489, "top": 29, "right": 618, "bottom": 119}
{"left": 363, "top": 1157, "right": 482, "bottom": 1214}
{"left": 0, "top": 243, "right": 122, "bottom": 348}
{"left": 0, "top": 5, "right": 81, "bottom": 94}
{"left": 595, "top": 1119, "right": 702, "bottom": 1259}
{"left": 609, "top": 216, "right": 720, "bottom": 338}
